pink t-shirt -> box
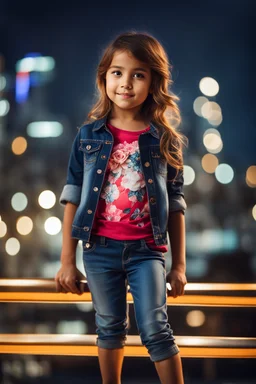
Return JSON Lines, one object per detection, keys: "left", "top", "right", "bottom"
{"left": 92, "top": 123, "right": 168, "bottom": 253}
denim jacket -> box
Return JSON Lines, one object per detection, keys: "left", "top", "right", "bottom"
{"left": 59, "top": 116, "right": 187, "bottom": 246}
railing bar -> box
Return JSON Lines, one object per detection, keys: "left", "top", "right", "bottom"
{"left": 1, "top": 335, "right": 256, "bottom": 348}
{"left": 0, "top": 280, "right": 256, "bottom": 292}
{"left": 0, "top": 292, "right": 255, "bottom": 307}
{"left": 0, "top": 345, "right": 255, "bottom": 358}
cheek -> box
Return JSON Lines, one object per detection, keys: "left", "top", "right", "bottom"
{"left": 106, "top": 77, "right": 116, "bottom": 93}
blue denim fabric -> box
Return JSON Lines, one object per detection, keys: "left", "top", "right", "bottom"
{"left": 82, "top": 235, "right": 180, "bottom": 362}
{"left": 59, "top": 115, "right": 187, "bottom": 246}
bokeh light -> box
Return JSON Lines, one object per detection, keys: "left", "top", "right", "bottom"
{"left": 16, "top": 56, "right": 55, "bottom": 73}
{"left": 16, "top": 216, "right": 33, "bottom": 235}
{"left": 201, "top": 101, "right": 222, "bottom": 121}
{"left": 184, "top": 165, "right": 195, "bottom": 185}
{"left": 201, "top": 153, "right": 219, "bottom": 173}
{"left": 186, "top": 310, "right": 206, "bottom": 327}
{"left": 38, "top": 190, "right": 56, "bottom": 209}
{"left": 193, "top": 96, "right": 209, "bottom": 117}
{"left": 246, "top": 165, "right": 256, "bottom": 188}
{"left": 0, "top": 75, "right": 7, "bottom": 91}
{"left": 215, "top": 163, "right": 234, "bottom": 184}
{"left": 5, "top": 238, "right": 20, "bottom": 256}
{"left": 27, "top": 121, "right": 63, "bottom": 137}
{"left": 0, "top": 220, "right": 7, "bottom": 237}
{"left": 11, "top": 192, "right": 28, "bottom": 212}
{"left": 252, "top": 205, "right": 256, "bottom": 221}
{"left": 0, "top": 99, "right": 10, "bottom": 116}
{"left": 199, "top": 77, "right": 219, "bottom": 97}
{"left": 203, "top": 132, "right": 223, "bottom": 154}
{"left": 44, "top": 217, "right": 62, "bottom": 235}
{"left": 12, "top": 137, "right": 27, "bottom": 155}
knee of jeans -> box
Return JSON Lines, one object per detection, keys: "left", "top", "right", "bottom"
{"left": 138, "top": 320, "right": 173, "bottom": 345}
{"left": 96, "top": 313, "right": 128, "bottom": 335}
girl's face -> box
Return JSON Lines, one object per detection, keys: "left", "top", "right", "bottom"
{"left": 105, "top": 50, "right": 152, "bottom": 117}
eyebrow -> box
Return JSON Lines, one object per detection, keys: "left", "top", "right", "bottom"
{"left": 109, "top": 65, "right": 149, "bottom": 73}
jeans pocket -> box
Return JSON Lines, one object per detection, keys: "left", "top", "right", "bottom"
{"left": 83, "top": 241, "right": 97, "bottom": 254}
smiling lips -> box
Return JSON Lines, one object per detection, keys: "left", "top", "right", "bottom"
{"left": 117, "top": 93, "right": 134, "bottom": 98}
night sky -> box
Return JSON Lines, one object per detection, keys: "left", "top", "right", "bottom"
{"left": 1, "top": 0, "right": 255, "bottom": 171}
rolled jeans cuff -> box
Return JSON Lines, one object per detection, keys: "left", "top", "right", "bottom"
{"left": 96, "top": 337, "right": 126, "bottom": 350}
{"left": 149, "top": 343, "right": 180, "bottom": 362}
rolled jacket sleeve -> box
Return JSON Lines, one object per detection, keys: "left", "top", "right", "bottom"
{"left": 59, "top": 129, "right": 83, "bottom": 206}
{"left": 167, "top": 165, "right": 187, "bottom": 214}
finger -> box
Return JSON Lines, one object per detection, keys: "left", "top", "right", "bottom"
{"left": 59, "top": 281, "right": 69, "bottom": 293}
{"left": 76, "top": 281, "right": 84, "bottom": 295}
{"left": 65, "top": 280, "right": 81, "bottom": 294}
{"left": 55, "top": 281, "right": 62, "bottom": 293}
{"left": 171, "top": 285, "right": 177, "bottom": 298}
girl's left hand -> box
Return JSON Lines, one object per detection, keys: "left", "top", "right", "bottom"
{"left": 166, "top": 269, "right": 187, "bottom": 298}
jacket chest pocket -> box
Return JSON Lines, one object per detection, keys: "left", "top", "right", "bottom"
{"left": 79, "top": 141, "right": 102, "bottom": 170}
{"left": 150, "top": 146, "right": 167, "bottom": 177}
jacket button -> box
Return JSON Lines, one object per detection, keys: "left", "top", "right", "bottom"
{"left": 144, "top": 162, "right": 150, "bottom": 167}
{"left": 150, "top": 197, "right": 156, "bottom": 204}
{"left": 86, "top": 145, "right": 91, "bottom": 150}
{"left": 87, "top": 209, "right": 93, "bottom": 214}
{"left": 93, "top": 187, "right": 98, "bottom": 192}
{"left": 84, "top": 243, "right": 91, "bottom": 248}
{"left": 148, "top": 179, "right": 153, "bottom": 184}
{"left": 97, "top": 169, "right": 103, "bottom": 174}
{"left": 83, "top": 226, "right": 90, "bottom": 231}
{"left": 101, "top": 155, "right": 106, "bottom": 159}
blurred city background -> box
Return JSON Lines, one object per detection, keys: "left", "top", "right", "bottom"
{"left": 0, "top": 0, "right": 255, "bottom": 383}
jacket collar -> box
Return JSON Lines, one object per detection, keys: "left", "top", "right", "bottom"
{"left": 92, "top": 115, "right": 160, "bottom": 139}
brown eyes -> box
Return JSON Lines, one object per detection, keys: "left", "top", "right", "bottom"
{"left": 111, "top": 71, "right": 145, "bottom": 79}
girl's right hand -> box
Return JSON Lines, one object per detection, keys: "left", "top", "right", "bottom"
{"left": 55, "top": 264, "right": 86, "bottom": 295}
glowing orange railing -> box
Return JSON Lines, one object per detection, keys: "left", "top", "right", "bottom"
{"left": 0, "top": 279, "right": 255, "bottom": 358}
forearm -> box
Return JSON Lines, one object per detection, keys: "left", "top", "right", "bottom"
{"left": 61, "top": 202, "right": 79, "bottom": 266}
{"left": 168, "top": 211, "right": 186, "bottom": 272}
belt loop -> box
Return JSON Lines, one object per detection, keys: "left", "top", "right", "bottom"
{"left": 140, "top": 238, "right": 146, "bottom": 247}
{"left": 100, "top": 236, "right": 106, "bottom": 246}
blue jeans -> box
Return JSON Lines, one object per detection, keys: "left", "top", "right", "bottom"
{"left": 82, "top": 235, "right": 179, "bottom": 362}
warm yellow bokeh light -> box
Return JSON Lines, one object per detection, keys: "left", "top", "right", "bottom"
{"left": 186, "top": 310, "right": 206, "bottom": 327}
{"left": 201, "top": 154, "right": 219, "bottom": 174}
{"left": 5, "top": 237, "right": 20, "bottom": 256}
{"left": 0, "top": 220, "right": 7, "bottom": 237}
{"left": 203, "top": 133, "right": 223, "bottom": 154}
{"left": 16, "top": 216, "right": 33, "bottom": 235}
{"left": 252, "top": 205, "right": 256, "bottom": 220}
{"left": 208, "top": 113, "right": 223, "bottom": 127}
{"left": 12, "top": 137, "right": 27, "bottom": 155}
{"left": 44, "top": 217, "right": 62, "bottom": 235}
{"left": 201, "top": 101, "right": 222, "bottom": 120}
{"left": 38, "top": 190, "right": 56, "bottom": 209}
{"left": 246, "top": 166, "right": 256, "bottom": 188}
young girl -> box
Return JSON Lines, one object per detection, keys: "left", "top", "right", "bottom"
{"left": 55, "top": 31, "right": 187, "bottom": 384}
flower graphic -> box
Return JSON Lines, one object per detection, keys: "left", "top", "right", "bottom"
{"left": 121, "top": 170, "right": 145, "bottom": 191}
{"left": 103, "top": 204, "right": 122, "bottom": 221}
{"left": 101, "top": 183, "right": 120, "bottom": 203}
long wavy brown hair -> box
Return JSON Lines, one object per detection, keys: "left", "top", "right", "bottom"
{"left": 86, "top": 31, "right": 188, "bottom": 172}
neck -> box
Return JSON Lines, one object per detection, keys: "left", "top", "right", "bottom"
{"left": 109, "top": 105, "right": 143, "bottom": 122}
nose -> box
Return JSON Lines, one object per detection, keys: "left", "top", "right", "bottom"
{"left": 121, "top": 75, "right": 132, "bottom": 89}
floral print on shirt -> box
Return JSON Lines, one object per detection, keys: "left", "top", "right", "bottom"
{"left": 99, "top": 140, "right": 150, "bottom": 224}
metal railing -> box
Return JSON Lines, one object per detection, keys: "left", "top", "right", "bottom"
{"left": 0, "top": 279, "right": 256, "bottom": 358}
